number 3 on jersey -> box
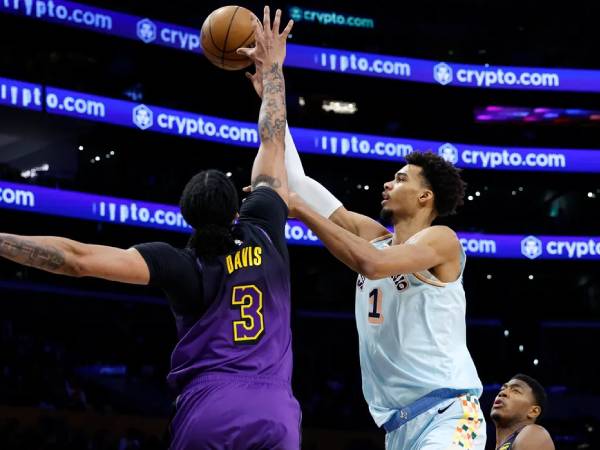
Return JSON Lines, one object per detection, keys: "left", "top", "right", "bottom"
{"left": 368, "top": 288, "right": 384, "bottom": 324}
{"left": 231, "top": 285, "right": 265, "bottom": 343}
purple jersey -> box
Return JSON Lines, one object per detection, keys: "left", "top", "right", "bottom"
{"left": 135, "top": 187, "right": 293, "bottom": 393}
{"left": 136, "top": 188, "right": 300, "bottom": 449}
{"left": 168, "top": 220, "right": 293, "bottom": 390}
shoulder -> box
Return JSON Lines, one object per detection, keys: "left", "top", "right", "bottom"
{"left": 243, "top": 186, "right": 287, "bottom": 208}
{"left": 409, "top": 225, "right": 458, "bottom": 242}
{"left": 134, "top": 242, "right": 198, "bottom": 272}
{"left": 134, "top": 242, "right": 187, "bottom": 258}
{"left": 514, "top": 424, "right": 554, "bottom": 449}
{"left": 407, "top": 226, "right": 460, "bottom": 251}
{"left": 239, "top": 187, "right": 288, "bottom": 223}
{"left": 234, "top": 221, "right": 272, "bottom": 247}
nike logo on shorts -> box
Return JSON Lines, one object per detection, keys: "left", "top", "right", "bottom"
{"left": 437, "top": 401, "right": 455, "bottom": 414}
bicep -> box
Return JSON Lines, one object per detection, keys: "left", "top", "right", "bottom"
{"left": 330, "top": 207, "right": 389, "bottom": 241}
{"left": 365, "top": 228, "right": 459, "bottom": 278}
{"left": 78, "top": 245, "right": 150, "bottom": 285}
{"left": 369, "top": 243, "right": 440, "bottom": 278}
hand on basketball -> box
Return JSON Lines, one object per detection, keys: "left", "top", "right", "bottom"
{"left": 237, "top": 6, "right": 293, "bottom": 74}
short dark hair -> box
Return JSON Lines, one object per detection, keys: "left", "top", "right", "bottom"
{"left": 179, "top": 170, "right": 239, "bottom": 258}
{"left": 404, "top": 151, "right": 466, "bottom": 217}
{"left": 512, "top": 373, "right": 548, "bottom": 422}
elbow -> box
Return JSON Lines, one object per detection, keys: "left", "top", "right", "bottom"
{"left": 62, "top": 259, "right": 86, "bottom": 278}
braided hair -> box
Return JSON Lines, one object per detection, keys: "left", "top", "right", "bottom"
{"left": 179, "top": 170, "right": 239, "bottom": 258}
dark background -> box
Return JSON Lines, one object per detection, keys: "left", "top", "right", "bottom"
{"left": 1, "top": 1, "right": 599, "bottom": 448}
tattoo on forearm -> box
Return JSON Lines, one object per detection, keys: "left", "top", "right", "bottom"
{"left": 259, "top": 62, "right": 286, "bottom": 143}
{"left": 0, "top": 235, "right": 66, "bottom": 271}
{"left": 252, "top": 174, "right": 282, "bottom": 189}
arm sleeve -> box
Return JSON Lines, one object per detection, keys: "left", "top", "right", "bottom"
{"left": 239, "top": 187, "right": 288, "bottom": 259}
{"left": 284, "top": 124, "right": 343, "bottom": 218}
{"left": 133, "top": 242, "right": 203, "bottom": 315}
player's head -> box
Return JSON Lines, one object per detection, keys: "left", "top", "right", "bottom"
{"left": 180, "top": 169, "right": 239, "bottom": 258}
{"left": 380, "top": 151, "right": 465, "bottom": 224}
{"left": 491, "top": 374, "right": 548, "bottom": 427}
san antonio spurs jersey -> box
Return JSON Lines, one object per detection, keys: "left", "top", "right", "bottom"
{"left": 355, "top": 234, "right": 483, "bottom": 426}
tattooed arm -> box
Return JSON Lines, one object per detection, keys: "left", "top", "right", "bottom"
{"left": 238, "top": 7, "right": 293, "bottom": 204}
{"left": 0, "top": 233, "right": 150, "bottom": 284}
{"left": 251, "top": 61, "right": 287, "bottom": 198}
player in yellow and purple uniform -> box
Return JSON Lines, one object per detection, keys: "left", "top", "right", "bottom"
{"left": 491, "top": 374, "right": 555, "bottom": 450}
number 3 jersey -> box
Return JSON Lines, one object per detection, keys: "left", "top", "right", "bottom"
{"left": 134, "top": 188, "right": 293, "bottom": 393}
{"left": 355, "top": 234, "right": 483, "bottom": 427}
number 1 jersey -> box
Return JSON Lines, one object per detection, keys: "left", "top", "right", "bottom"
{"left": 355, "top": 234, "right": 482, "bottom": 427}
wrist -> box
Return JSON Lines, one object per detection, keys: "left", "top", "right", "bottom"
{"left": 295, "top": 202, "right": 314, "bottom": 220}
{"left": 262, "top": 60, "right": 283, "bottom": 73}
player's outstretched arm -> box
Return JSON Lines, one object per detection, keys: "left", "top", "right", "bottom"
{"left": 280, "top": 121, "right": 389, "bottom": 240}
{"left": 291, "top": 194, "right": 459, "bottom": 279}
{"left": 329, "top": 207, "right": 390, "bottom": 242}
{"left": 283, "top": 126, "right": 388, "bottom": 240}
{"left": 243, "top": 27, "right": 387, "bottom": 240}
{"left": 237, "top": 7, "right": 293, "bottom": 204}
{"left": 0, "top": 233, "right": 149, "bottom": 284}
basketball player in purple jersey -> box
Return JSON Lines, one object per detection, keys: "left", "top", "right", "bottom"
{"left": 491, "top": 374, "right": 554, "bottom": 450}
{"left": 0, "top": 7, "right": 299, "bottom": 449}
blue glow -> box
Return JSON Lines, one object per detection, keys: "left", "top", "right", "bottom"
{"left": 2, "top": 76, "right": 600, "bottom": 173}
{"left": 2, "top": 1, "right": 600, "bottom": 92}
{"left": 2, "top": 180, "right": 600, "bottom": 260}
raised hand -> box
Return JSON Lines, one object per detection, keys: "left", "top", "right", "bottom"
{"left": 238, "top": 6, "right": 293, "bottom": 98}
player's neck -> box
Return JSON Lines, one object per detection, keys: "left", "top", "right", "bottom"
{"left": 495, "top": 421, "right": 529, "bottom": 448}
{"left": 391, "top": 215, "right": 431, "bottom": 245}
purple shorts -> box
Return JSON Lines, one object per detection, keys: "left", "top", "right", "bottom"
{"left": 170, "top": 374, "right": 301, "bottom": 450}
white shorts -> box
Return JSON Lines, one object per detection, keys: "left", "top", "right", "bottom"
{"left": 385, "top": 394, "right": 487, "bottom": 450}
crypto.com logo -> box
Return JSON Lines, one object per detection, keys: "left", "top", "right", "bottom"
{"left": 289, "top": 7, "right": 303, "bottom": 21}
{"left": 438, "top": 143, "right": 459, "bottom": 164}
{"left": 433, "top": 62, "right": 453, "bottom": 85}
{"left": 521, "top": 235, "right": 543, "bottom": 260}
{"left": 137, "top": 19, "right": 157, "bottom": 43}
{"left": 132, "top": 105, "right": 153, "bottom": 130}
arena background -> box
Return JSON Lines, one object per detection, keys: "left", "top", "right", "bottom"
{"left": 1, "top": 1, "right": 599, "bottom": 448}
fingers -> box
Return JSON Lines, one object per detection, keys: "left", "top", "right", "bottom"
{"left": 262, "top": 5, "right": 271, "bottom": 34}
{"left": 280, "top": 19, "right": 293, "bottom": 39}
{"left": 236, "top": 47, "right": 254, "bottom": 58}
{"left": 242, "top": 185, "right": 252, "bottom": 192}
{"left": 272, "top": 8, "right": 281, "bottom": 34}
{"left": 244, "top": 71, "right": 253, "bottom": 80}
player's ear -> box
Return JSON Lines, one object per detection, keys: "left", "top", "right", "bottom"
{"left": 418, "top": 189, "right": 433, "bottom": 205}
{"left": 527, "top": 405, "right": 541, "bottom": 421}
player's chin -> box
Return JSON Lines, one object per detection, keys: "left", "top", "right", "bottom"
{"left": 489, "top": 408, "right": 504, "bottom": 421}
{"left": 379, "top": 207, "right": 394, "bottom": 224}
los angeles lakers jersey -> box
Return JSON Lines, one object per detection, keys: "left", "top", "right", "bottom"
{"left": 355, "top": 234, "right": 483, "bottom": 426}
{"left": 496, "top": 428, "right": 522, "bottom": 449}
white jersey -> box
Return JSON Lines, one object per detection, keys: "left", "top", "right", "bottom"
{"left": 355, "top": 234, "right": 482, "bottom": 427}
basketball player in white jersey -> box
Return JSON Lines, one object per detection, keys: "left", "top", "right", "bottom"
{"left": 289, "top": 145, "right": 486, "bottom": 450}
{"left": 243, "top": 61, "right": 486, "bottom": 448}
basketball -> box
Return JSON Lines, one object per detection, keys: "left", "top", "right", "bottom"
{"left": 201, "top": 6, "right": 257, "bottom": 71}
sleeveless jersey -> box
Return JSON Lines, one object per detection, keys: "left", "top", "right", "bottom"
{"left": 497, "top": 428, "right": 522, "bottom": 450}
{"left": 355, "top": 234, "right": 482, "bottom": 426}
